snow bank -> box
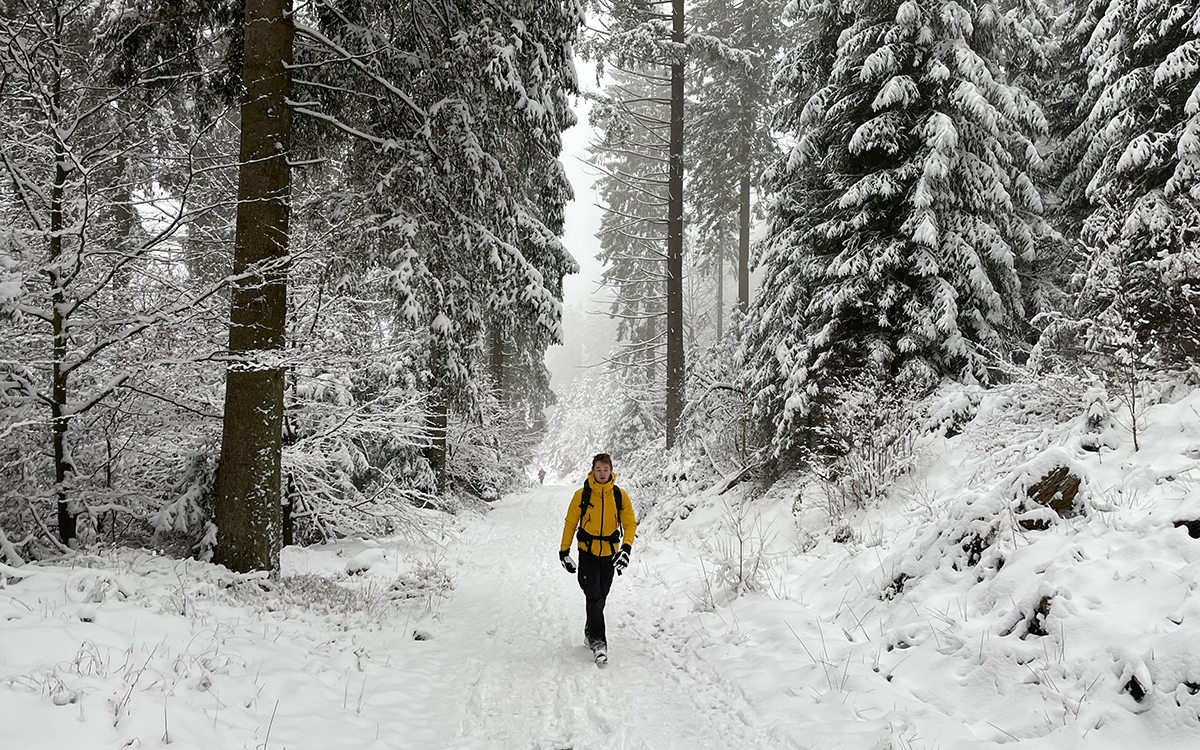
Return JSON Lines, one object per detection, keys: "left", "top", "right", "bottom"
{"left": 0, "top": 540, "right": 454, "bottom": 750}
{"left": 632, "top": 380, "right": 1200, "bottom": 749}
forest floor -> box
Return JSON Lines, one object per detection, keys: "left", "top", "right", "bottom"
{"left": 6, "top": 382, "right": 1200, "bottom": 749}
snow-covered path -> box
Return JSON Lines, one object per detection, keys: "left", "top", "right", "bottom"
{"left": 1, "top": 484, "right": 797, "bottom": 750}
{"left": 411, "top": 484, "right": 793, "bottom": 750}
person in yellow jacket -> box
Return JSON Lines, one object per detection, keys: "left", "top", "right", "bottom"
{"left": 558, "top": 453, "right": 637, "bottom": 661}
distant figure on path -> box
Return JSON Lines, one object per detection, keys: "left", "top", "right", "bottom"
{"left": 538, "top": 467, "right": 546, "bottom": 485}
{"left": 558, "top": 453, "right": 637, "bottom": 667}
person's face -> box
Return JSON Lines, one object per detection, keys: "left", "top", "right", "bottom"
{"left": 592, "top": 461, "right": 612, "bottom": 483}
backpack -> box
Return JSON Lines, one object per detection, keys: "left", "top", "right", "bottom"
{"left": 575, "top": 477, "right": 625, "bottom": 548}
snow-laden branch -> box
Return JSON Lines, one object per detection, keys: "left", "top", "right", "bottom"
{"left": 292, "top": 23, "right": 425, "bottom": 119}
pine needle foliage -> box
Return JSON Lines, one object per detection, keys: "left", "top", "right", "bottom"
{"left": 744, "top": 0, "right": 1053, "bottom": 458}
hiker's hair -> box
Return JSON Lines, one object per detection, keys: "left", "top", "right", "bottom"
{"left": 592, "top": 453, "right": 613, "bottom": 469}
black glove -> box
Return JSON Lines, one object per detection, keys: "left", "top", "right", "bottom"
{"left": 559, "top": 550, "right": 576, "bottom": 574}
{"left": 613, "top": 544, "right": 631, "bottom": 575}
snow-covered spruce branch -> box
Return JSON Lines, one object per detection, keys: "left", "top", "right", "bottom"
{"left": 290, "top": 21, "right": 442, "bottom": 161}
{"left": 291, "top": 23, "right": 426, "bottom": 119}
{"left": 597, "top": 279, "right": 669, "bottom": 298}
{"left": 292, "top": 76, "right": 385, "bottom": 103}
{"left": 599, "top": 226, "right": 671, "bottom": 245}
{"left": 600, "top": 265, "right": 672, "bottom": 283}
{"left": 591, "top": 143, "right": 672, "bottom": 164}
{"left": 586, "top": 162, "right": 671, "bottom": 195}
{"left": 598, "top": 342, "right": 668, "bottom": 365}
{"left": 593, "top": 110, "right": 672, "bottom": 142}
{"left": 441, "top": 207, "right": 567, "bottom": 332}
{"left": 595, "top": 210, "right": 670, "bottom": 236}
{"left": 287, "top": 104, "right": 400, "bottom": 151}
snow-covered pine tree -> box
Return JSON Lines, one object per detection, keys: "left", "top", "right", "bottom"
{"left": 744, "top": 0, "right": 1052, "bottom": 459}
{"left": 585, "top": 0, "right": 688, "bottom": 449}
{"left": 1056, "top": 0, "right": 1200, "bottom": 369}
{"left": 587, "top": 66, "right": 671, "bottom": 445}
{"left": 687, "top": 0, "right": 788, "bottom": 324}
{"left": 288, "top": 1, "right": 582, "bottom": 492}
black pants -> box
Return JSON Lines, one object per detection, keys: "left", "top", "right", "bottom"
{"left": 577, "top": 549, "right": 615, "bottom": 646}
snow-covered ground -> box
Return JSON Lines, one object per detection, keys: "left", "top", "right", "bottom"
{"left": 5, "top": 382, "right": 1200, "bottom": 749}
{"left": 0, "top": 486, "right": 790, "bottom": 750}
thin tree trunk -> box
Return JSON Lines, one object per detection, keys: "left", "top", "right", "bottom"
{"left": 716, "top": 233, "right": 724, "bottom": 341}
{"left": 665, "top": 0, "right": 686, "bottom": 449}
{"left": 111, "top": 149, "right": 135, "bottom": 288}
{"left": 215, "top": 0, "right": 294, "bottom": 573}
{"left": 737, "top": 0, "right": 754, "bottom": 316}
{"left": 426, "top": 395, "right": 448, "bottom": 493}
{"left": 738, "top": 169, "right": 750, "bottom": 315}
{"left": 48, "top": 14, "right": 75, "bottom": 545}
{"left": 490, "top": 324, "right": 506, "bottom": 408}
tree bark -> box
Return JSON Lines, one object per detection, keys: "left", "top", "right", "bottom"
{"left": 665, "top": 0, "right": 686, "bottom": 449}
{"left": 716, "top": 233, "right": 724, "bottom": 341}
{"left": 489, "top": 323, "right": 507, "bottom": 408}
{"left": 48, "top": 14, "right": 74, "bottom": 545}
{"left": 737, "top": 0, "right": 754, "bottom": 316}
{"left": 738, "top": 169, "right": 750, "bottom": 315}
{"left": 215, "top": 0, "right": 294, "bottom": 573}
{"left": 426, "top": 395, "right": 448, "bottom": 493}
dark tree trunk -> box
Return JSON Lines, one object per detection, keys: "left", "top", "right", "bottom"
{"left": 48, "top": 24, "right": 75, "bottom": 545}
{"left": 111, "top": 147, "right": 136, "bottom": 288}
{"left": 426, "top": 395, "right": 448, "bottom": 493}
{"left": 215, "top": 0, "right": 294, "bottom": 573}
{"left": 490, "top": 324, "right": 507, "bottom": 408}
{"left": 716, "top": 236, "right": 724, "bottom": 341}
{"left": 665, "top": 0, "right": 686, "bottom": 449}
{"left": 738, "top": 169, "right": 750, "bottom": 315}
{"left": 737, "top": 0, "right": 754, "bottom": 316}
{"left": 282, "top": 473, "right": 295, "bottom": 548}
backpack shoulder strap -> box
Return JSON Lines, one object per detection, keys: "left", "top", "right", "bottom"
{"left": 578, "top": 478, "right": 591, "bottom": 518}
{"left": 614, "top": 485, "right": 624, "bottom": 514}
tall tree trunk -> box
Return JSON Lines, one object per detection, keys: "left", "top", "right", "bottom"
{"left": 665, "top": 0, "right": 686, "bottom": 449}
{"left": 737, "top": 0, "right": 754, "bottom": 317}
{"left": 111, "top": 147, "right": 135, "bottom": 288}
{"left": 489, "top": 324, "right": 506, "bottom": 408}
{"left": 716, "top": 234, "right": 724, "bottom": 341}
{"left": 426, "top": 394, "right": 448, "bottom": 493}
{"left": 49, "top": 23, "right": 74, "bottom": 545}
{"left": 738, "top": 169, "right": 750, "bottom": 315}
{"left": 215, "top": 0, "right": 294, "bottom": 573}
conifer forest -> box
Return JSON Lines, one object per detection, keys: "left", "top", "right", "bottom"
{"left": 6, "top": 1, "right": 1200, "bottom": 748}
{"left": 4, "top": 0, "right": 1200, "bottom": 567}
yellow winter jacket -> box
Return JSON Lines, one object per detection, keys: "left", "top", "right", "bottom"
{"left": 560, "top": 471, "right": 637, "bottom": 558}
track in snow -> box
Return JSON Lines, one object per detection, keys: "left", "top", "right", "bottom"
{"left": 417, "top": 485, "right": 798, "bottom": 750}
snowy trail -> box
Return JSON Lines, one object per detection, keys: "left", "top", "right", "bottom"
{"left": 0, "top": 485, "right": 798, "bottom": 750}
{"left": 413, "top": 484, "right": 795, "bottom": 750}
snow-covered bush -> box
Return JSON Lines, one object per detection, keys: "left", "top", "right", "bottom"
{"left": 444, "top": 379, "right": 538, "bottom": 503}
{"left": 151, "top": 451, "right": 219, "bottom": 561}
{"left": 283, "top": 356, "right": 437, "bottom": 544}
{"left": 801, "top": 374, "right": 936, "bottom": 516}
{"left": 681, "top": 331, "right": 751, "bottom": 482}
